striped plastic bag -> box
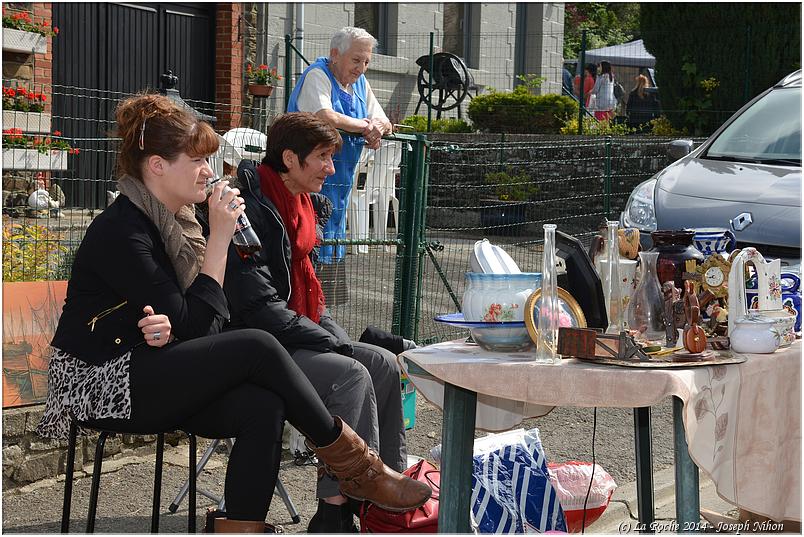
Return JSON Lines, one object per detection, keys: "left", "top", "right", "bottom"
{"left": 469, "top": 428, "right": 567, "bottom": 533}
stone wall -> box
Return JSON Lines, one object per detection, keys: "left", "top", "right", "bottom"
{"left": 424, "top": 134, "right": 700, "bottom": 239}
{"left": 2, "top": 405, "right": 185, "bottom": 490}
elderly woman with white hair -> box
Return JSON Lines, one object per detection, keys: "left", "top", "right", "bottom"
{"left": 287, "top": 26, "right": 392, "bottom": 265}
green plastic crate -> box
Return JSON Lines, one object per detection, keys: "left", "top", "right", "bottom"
{"left": 401, "top": 373, "right": 416, "bottom": 430}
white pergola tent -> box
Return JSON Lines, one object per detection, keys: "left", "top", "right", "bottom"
{"left": 581, "top": 39, "right": 655, "bottom": 68}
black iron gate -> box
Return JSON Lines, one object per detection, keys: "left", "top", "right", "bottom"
{"left": 52, "top": 2, "right": 215, "bottom": 208}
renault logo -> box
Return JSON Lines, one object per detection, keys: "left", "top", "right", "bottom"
{"left": 730, "top": 212, "right": 753, "bottom": 232}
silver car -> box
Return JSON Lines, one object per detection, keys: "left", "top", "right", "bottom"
{"left": 621, "top": 70, "right": 801, "bottom": 265}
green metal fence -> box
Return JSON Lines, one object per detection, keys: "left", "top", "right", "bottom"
{"left": 2, "top": 83, "right": 708, "bottom": 346}
{"left": 412, "top": 134, "right": 706, "bottom": 345}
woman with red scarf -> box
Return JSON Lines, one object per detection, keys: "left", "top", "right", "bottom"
{"left": 223, "top": 113, "right": 409, "bottom": 534}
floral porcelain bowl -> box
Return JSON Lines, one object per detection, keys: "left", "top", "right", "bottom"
{"left": 462, "top": 272, "right": 542, "bottom": 351}
{"left": 730, "top": 313, "right": 781, "bottom": 354}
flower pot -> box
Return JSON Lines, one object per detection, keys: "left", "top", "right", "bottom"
{"left": 2, "top": 148, "right": 67, "bottom": 170}
{"left": 2, "top": 110, "right": 51, "bottom": 133}
{"left": 248, "top": 84, "right": 274, "bottom": 97}
{"left": 2, "top": 28, "right": 47, "bottom": 54}
{"left": 479, "top": 199, "right": 528, "bottom": 235}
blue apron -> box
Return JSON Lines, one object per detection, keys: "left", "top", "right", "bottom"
{"left": 288, "top": 57, "right": 367, "bottom": 263}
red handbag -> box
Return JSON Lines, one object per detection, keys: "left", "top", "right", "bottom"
{"left": 360, "top": 459, "right": 440, "bottom": 533}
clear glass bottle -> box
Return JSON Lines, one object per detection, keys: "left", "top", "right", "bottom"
{"left": 626, "top": 251, "right": 666, "bottom": 343}
{"left": 535, "top": 224, "right": 560, "bottom": 363}
{"left": 604, "top": 220, "right": 624, "bottom": 334}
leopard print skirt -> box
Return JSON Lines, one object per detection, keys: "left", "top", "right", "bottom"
{"left": 36, "top": 347, "right": 132, "bottom": 441}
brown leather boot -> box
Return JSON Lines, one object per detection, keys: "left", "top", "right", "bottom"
{"left": 309, "top": 417, "right": 431, "bottom": 513}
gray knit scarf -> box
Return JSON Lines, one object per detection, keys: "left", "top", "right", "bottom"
{"left": 117, "top": 175, "right": 205, "bottom": 291}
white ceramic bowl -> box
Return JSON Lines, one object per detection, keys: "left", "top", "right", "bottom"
{"left": 470, "top": 324, "right": 534, "bottom": 352}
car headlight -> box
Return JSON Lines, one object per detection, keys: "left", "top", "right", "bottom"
{"left": 621, "top": 178, "right": 657, "bottom": 231}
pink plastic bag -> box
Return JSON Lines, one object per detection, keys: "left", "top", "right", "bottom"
{"left": 547, "top": 461, "right": 617, "bottom": 533}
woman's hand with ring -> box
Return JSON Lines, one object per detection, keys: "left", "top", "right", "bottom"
{"left": 207, "top": 180, "right": 244, "bottom": 246}
{"left": 139, "top": 305, "right": 172, "bottom": 348}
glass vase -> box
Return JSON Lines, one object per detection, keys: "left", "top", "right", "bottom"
{"left": 604, "top": 221, "right": 624, "bottom": 334}
{"left": 535, "top": 224, "right": 560, "bottom": 363}
{"left": 626, "top": 251, "right": 666, "bottom": 344}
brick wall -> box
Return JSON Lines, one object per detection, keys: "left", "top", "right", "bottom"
{"left": 215, "top": 3, "right": 243, "bottom": 131}
{"left": 2, "top": 3, "right": 53, "bottom": 112}
{"left": 2, "top": 3, "right": 56, "bottom": 195}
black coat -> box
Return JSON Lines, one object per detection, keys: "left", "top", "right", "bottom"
{"left": 626, "top": 89, "right": 660, "bottom": 129}
{"left": 222, "top": 160, "right": 353, "bottom": 355}
{"left": 51, "top": 195, "right": 229, "bottom": 365}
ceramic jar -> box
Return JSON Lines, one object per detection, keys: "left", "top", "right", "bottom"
{"left": 692, "top": 227, "right": 736, "bottom": 256}
{"left": 462, "top": 272, "right": 543, "bottom": 322}
{"left": 649, "top": 229, "right": 705, "bottom": 291}
{"left": 730, "top": 314, "right": 781, "bottom": 354}
{"left": 596, "top": 258, "right": 638, "bottom": 310}
{"left": 747, "top": 272, "right": 801, "bottom": 333}
{"left": 462, "top": 272, "right": 542, "bottom": 352}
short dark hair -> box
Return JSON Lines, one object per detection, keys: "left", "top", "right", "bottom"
{"left": 262, "top": 112, "right": 342, "bottom": 172}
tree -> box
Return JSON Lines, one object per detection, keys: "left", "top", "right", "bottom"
{"left": 641, "top": 3, "right": 801, "bottom": 135}
{"left": 563, "top": 3, "right": 641, "bottom": 61}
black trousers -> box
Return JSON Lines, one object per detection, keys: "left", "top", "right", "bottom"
{"left": 89, "top": 328, "right": 338, "bottom": 521}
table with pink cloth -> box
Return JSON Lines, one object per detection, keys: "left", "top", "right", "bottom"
{"left": 399, "top": 339, "right": 800, "bottom": 531}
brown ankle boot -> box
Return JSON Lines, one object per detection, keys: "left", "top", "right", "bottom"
{"left": 309, "top": 417, "right": 432, "bottom": 513}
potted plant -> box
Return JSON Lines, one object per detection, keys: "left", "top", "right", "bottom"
{"left": 2, "top": 10, "right": 58, "bottom": 54}
{"left": 479, "top": 168, "right": 539, "bottom": 233}
{"left": 2, "top": 86, "right": 50, "bottom": 133}
{"left": 246, "top": 63, "right": 281, "bottom": 97}
{"left": 2, "top": 128, "right": 79, "bottom": 171}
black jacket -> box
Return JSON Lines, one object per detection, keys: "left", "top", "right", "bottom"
{"left": 223, "top": 160, "right": 353, "bottom": 355}
{"left": 626, "top": 89, "right": 660, "bottom": 128}
{"left": 51, "top": 195, "right": 229, "bottom": 365}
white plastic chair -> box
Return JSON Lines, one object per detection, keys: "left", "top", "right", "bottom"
{"left": 208, "top": 134, "right": 243, "bottom": 179}
{"left": 348, "top": 148, "right": 373, "bottom": 254}
{"left": 222, "top": 128, "right": 267, "bottom": 164}
{"left": 350, "top": 140, "right": 402, "bottom": 253}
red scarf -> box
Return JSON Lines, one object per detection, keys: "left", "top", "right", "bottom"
{"left": 258, "top": 164, "right": 325, "bottom": 323}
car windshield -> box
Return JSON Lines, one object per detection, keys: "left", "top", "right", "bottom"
{"left": 705, "top": 86, "right": 801, "bottom": 164}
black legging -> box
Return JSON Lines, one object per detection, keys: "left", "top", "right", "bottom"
{"left": 89, "top": 328, "right": 339, "bottom": 521}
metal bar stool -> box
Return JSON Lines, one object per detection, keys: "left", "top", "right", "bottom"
{"left": 60, "top": 420, "right": 197, "bottom": 533}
